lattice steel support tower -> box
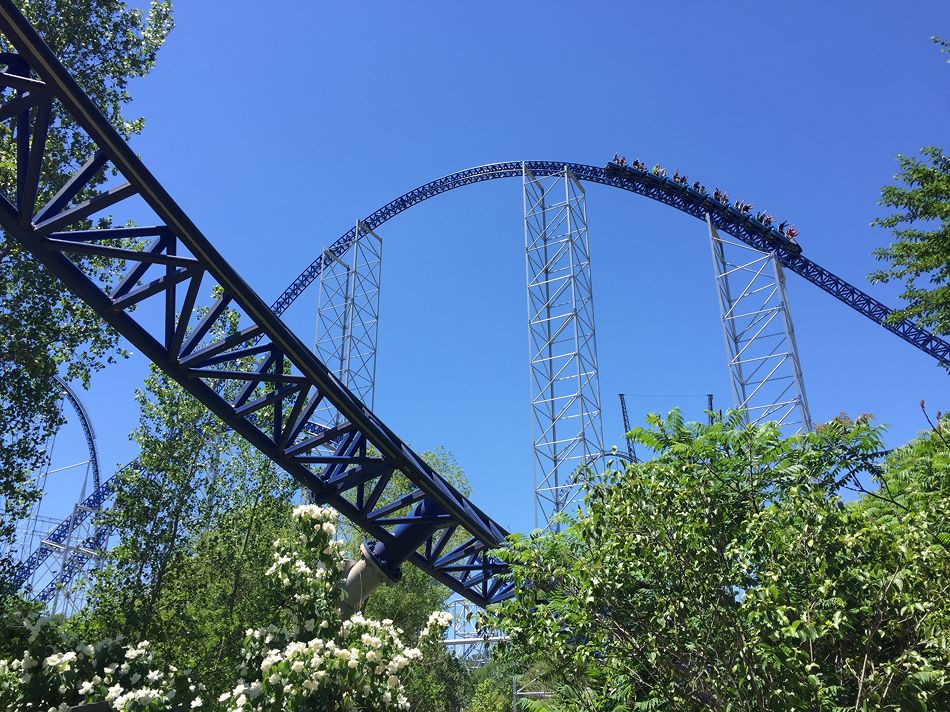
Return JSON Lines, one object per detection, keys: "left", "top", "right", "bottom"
{"left": 524, "top": 164, "right": 604, "bottom": 529}
{"left": 314, "top": 220, "right": 383, "bottom": 426}
{"left": 707, "top": 215, "right": 813, "bottom": 432}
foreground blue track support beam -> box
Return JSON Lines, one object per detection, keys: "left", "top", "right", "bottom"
{"left": 0, "top": 1, "right": 511, "bottom": 607}
{"left": 274, "top": 164, "right": 950, "bottom": 368}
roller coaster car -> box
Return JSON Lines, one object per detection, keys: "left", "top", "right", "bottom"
{"left": 605, "top": 161, "right": 625, "bottom": 175}
{"left": 765, "top": 229, "right": 803, "bottom": 256}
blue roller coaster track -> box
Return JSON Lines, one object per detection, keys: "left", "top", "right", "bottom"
{"left": 1, "top": 0, "right": 946, "bottom": 608}
{"left": 10, "top": 377, "right": 105, "bottom": 597}
{"left": 274, "top": 163, "right": 950, "bottom": 367}
{"left": 54, "top": 376, "right": 100, "bottom": 491}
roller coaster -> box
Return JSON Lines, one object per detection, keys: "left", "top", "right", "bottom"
{"left": 1, "top": 0, "right": 948, "bottom": 613}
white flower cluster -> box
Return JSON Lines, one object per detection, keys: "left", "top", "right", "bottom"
{"left": 291, "top": 503, "right": 337, "bottom": 523}
{"left": 419, "top": 610, "right": 453, "bottom": 640}
{"left": 0, "top": 503, "right": 457, "bottom": 712}
{"left": 223, "top": 505, "right": 450, "bottom": 711}
{"left": 0, "top": 620, "right": 203, "bottom": 712}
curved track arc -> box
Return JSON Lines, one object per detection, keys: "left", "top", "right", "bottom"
{"left": 272, "top": 161, "right": 950, "bottom": 365}
{"left": 54, "top": 376, "right": 100, "bottom": 491}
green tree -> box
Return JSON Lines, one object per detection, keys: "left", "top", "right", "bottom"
{"left": 0, "top": 0, "right": 174, "bottom": 588}
{"left": 870, "top": 146, "right": 950, "bottom": 336}
{"left": 76, "top": 354, "right": 297, "bottom": 698}
{"left": 466, "top": 656, "right": 516, "bottom": 712}
{"left": 486, "top": 412, "right": 950, "bottom": 711}
{"left": 869, "top": 37, "right": 950, "bottom": 341}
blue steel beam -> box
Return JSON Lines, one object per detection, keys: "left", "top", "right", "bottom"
{"left": 12, "top": 471, "right": 118, "bottom": 589}
{"left": 272, "top": 163, "right": 950, "bottom": 367}
{"left": 0, "top": 1, "right": 511, "bottom": 607}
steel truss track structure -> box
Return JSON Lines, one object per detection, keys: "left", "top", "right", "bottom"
{"left": 275, "top": 164, "right": 950, "bottom": 369}
{"left": 3, "top": 0, "right": 949, "bottom": 609}
{"left": 6, "top": 378, "right": 105, "bottom": 612}
{"left": 315, "top": 220, "right": 383, "bottom": 423}
{"left": 0, "top": 2, "right": 511, "bottom": 607}
{"left": 708, "top": 217, "right": 813, "bottom": 432}
{"left": 524, "top": 166, "right": 604, "bottom": 529}
{"left": 444, "top": 596, "right": 503, "bottom": 664}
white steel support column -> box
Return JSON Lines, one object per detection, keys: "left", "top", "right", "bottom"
{"left": 442, "top": 596, "right": 502, "bottom": 665}
{"left": 524, "top": 164, "right": 604, "bottom": 530}
{"left": 315, "top": 220, "right": 383, "bottom": 427}
{"left": 707, "top": 215, "right": 813, "bottom": 432}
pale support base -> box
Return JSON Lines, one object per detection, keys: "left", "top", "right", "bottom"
{"left": 340, "top": 542, "right": 394, "bottom": 619}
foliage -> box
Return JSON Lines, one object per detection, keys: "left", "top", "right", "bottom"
{"left": 870, "top": 146, "right": 950, "bottom": 337}
{"left": 467, "top": 676, "right": 512, "bottom": 712}
{"left": 401, "top": 634, "right": 474, "bottom": 712}
{"left": 0, "top": 614, "right": 203, "bottom": 711}
{"left": 466, "top": 656, "right": 515, "bottom": 712}
{"left": 0, "top": 0, "right": 173, "bottom": 590}
{"left": 868, "top": 39, "right": 949, "bottom": 342}
{"left": 76, "top": 354, "right": 296, "bottom": 698}
{"left": 1, "top": 505, "right": 455, "bottom": 711}
{"left": 485, "top": 411, "right": 950, "bottom": 711}
{"left": 221, "top": 504, "right": 451, "bottom": 712}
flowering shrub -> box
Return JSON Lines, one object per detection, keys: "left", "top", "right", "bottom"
{"left": 0, "top": 615, "right": 204, "bottom": 711}
{"left": 219, "top": 504, "right": 451, "bottom": 712}
{"left": 0, "top": 504, "right": 452, "bottom": 711}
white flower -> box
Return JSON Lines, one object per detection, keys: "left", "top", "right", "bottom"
{"left": 44, "top": 653, "right": 61, "bottom": 668}
{"left": 79, "top": 680, "right": 94, "bottom": 696}
{"left": 235, "top": 693, "right": 247, "bottom": 707}
{"left": 292, "top": 660, "right": 305, "bottom": 673}
{"left": 191, "top": 697, "right": 203, "bottom": 708}
{"left": 388, "top": 675, "right": 400, "bottom": 688}
{"left": 106, "top": 684, "right": 124, "bottom": 702}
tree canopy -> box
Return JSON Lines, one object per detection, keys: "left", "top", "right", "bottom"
{"left": 868, "top": 37, "right": 950, "bottom": 344}
{"left": 484, "top": 412, "right": 950, "bottom": 711}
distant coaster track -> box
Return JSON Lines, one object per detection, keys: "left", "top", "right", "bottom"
{"left": 272, "top": 162, "right": 950, "bottom": 367}
{"left": 55, "top": 376, "right": 100, "bottom": 491}
{"left": 10, "top": 377, "right": 104, "bottom": 594}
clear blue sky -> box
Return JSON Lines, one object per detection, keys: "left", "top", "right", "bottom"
{"left": 45, "top": 1, "right": 950, "bottom": 536}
